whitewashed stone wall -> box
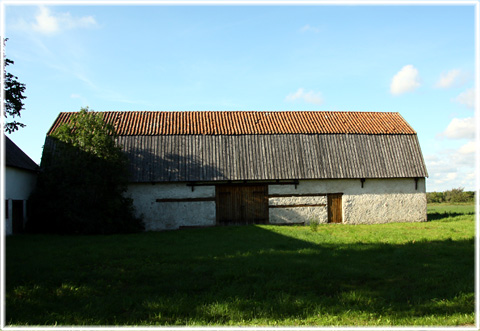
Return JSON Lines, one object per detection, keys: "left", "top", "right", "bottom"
{"left": 127, "top": 178, "right": 426, "bottom": 231}
{"left": 269, "top": 178, "right": 426, "bottom": 224}
{"left": 126, "top": 183, "right": 216, "bottom": 231}
{"left": 268, "top": 196, "right": 327, "bottom": 224}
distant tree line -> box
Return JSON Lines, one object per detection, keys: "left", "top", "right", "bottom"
{"left": 427, "top": 187, "right": 475, "bottom": 204}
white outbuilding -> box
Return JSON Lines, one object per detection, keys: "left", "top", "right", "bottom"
{"left": 5, "top": 136, "right": 38, "bottom": 235}
{"left": 46, "top": 110, "right": 429, "bottom": 231}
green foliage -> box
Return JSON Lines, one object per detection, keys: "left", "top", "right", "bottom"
{"left": 6, "top": 209, "right": 475, "bottom": 326}
{"left": 309, "top": 219, "right": 319, "bottom": 232}
{"left": 3, "top": 38, "right": 27, "bottom": 134}
{"left": 426, "top": 191, "right": 445, "bottom": 203}
{"left": 27, "top": 108, "right": 144, "bottom": 234}
{"left": 427, "top": 188, "right": 475, "bottom": 204}
{"left": 52, "top": 107, "right": 119, "bottom": 160}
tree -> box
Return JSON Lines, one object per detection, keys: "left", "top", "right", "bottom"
{"left": 3, "top": 38, "right": 27, "bottom": 134}
{"left": 27, "top": 108, "right": 144, "bottom": 234}
{"left": 427, "top": 188, "right": 475, "bottom": 204}
{"left": 426, "top": 191, "right": 445, "bottom": 204}
{"left": 444, "top": 187, "right": 471, "bottom": 203}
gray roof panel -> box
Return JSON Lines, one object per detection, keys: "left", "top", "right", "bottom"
{"left": 111, "top": 134, "right": 428, "bottom": 183}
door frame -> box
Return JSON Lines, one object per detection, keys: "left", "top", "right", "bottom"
{"left": 215, "top": 184, "right": 269, "bottom": 225}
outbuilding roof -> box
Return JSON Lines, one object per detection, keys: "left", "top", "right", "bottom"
{"left": 45, "top": 110, "right": 428, "bottom": 182}
{"left": 48, "top": 111, "right": 416, "bottom": 136}
{"left": 5, "top": 135, "right": 38, "bottom": 172}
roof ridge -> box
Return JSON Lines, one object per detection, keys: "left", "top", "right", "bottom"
{"left": 48, "top": 110, "right": 416, "bottom": 136}
{"left": 5, "top": 135, "right": 38, "bottom": 171}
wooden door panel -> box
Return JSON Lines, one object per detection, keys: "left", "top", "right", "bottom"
{"left": 252, "top": 189, "right": 268, "bottom": 224}
{"left": 216, "top": 185, "right": 268, "bottom": 225}
{"left": 328, "top": 194, "right": 343, "bottom": 224}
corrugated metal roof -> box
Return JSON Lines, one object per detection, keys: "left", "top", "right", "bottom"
{"left": 5, "top": 135, "right": 38, "bottom": 172}
{"left": 48, "top": 111, "right": 416, "bottom": 136}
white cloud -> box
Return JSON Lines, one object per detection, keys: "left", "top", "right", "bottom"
{"left": 390, "top": 65, "right": 421, "bottom": 95}
{"left": 435, "top": 69, "right": 463, "bottom": 88}
{"left": 426, "top": 146, "right": 475, "bottom": 191}
{"left": 445, "top": 172, "right": 458, "bottom": 181}
{"left": 300, "top": 25, "right": 321, "bottom": 33}
{"left": 32, "top": 6, "right": 59, "bottom": 34}
{"left": 286, "top": 88, "right": 323, "bottom": 105}
{"left": 31, "top": 6, "right": 98, "bottom": 35}
{"left": 454, "top": 88, "right": 475, "bottom": 109}
{"left": 458, "top": 140, "right": 476, "bottom": 155}
{"left": 440, "top": 117, "right": 476, "bottom": 140}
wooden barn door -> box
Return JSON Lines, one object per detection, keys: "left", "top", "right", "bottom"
{"left": 328, "top": 194, "right": 343, "bottom": 224}
{"left": 216, "top": 185, "right": 268, "bottom": 225}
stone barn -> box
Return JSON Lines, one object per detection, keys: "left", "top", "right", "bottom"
{"left": 47, "top": 111, "right": 428, "bottom": 230}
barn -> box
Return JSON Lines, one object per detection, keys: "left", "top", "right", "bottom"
{"left": 47, "top": 110, "right": 428, "bottom": 230}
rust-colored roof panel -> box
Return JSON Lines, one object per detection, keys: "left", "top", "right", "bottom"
{"left": 47, "top": 110, "right": 417, "bottom": 136}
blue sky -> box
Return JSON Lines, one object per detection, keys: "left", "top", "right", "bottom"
{"left": 2, "top": 2, "right": 478, "bottom": 192}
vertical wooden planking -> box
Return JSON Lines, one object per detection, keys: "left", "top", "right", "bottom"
{"left": 410, "top": 135, "right": 428, "bottom": 177}
{"left": 163, "top": 135, "right": 169, "bottom": 181}
{"left": 263, "top": 135, "right": 272, "bottom": 179}
{"left": 110, "top": 133, "right": 427, "bottom": 183}
{"left": 152, "top": 136, "right": 159, "bottom": 182}
{"left": 382, "top": 135, "right": 397, "bottom": 178}
{"left": 184, "top": 135, "right": 190, "bottom": 182}
{"left": 204, "top": 134, "right": 210, "bottom": 181}
{"left": 344, "top": 134, "right": 355, "bottom": 178}
{"left": 324, "top": 135, "right": 335, "bottom": 177}
{"left": 313, "top": 135, "right": 326, "bottom": 178}
{"left": 224, "top": 136, "right": 231, "bottom": 180}
{"left": 320, "top": 135, "right": 332, "bottom": 178}
{"left": 367, "top": 135, "right": 381, "bottom": 178}
{"left": 194, "top": 135, "right": 200, "bottom": 181}
{"left": 301, "top": 135, "right": 313, "bottom": 178}
{"left": 199, "top": 135, "right": 205, "bottom": 181}
{"left": 328, "top": 193, "right": 343, "bottom": 223}
{"left": 242, "top": 135, "right": 249, "bottom": 180}
{"left": 237, "top": 136, "right": 245, "bottom": 180}
{"left": 278, "top": 134, "right": 289, "bottom": 179}
{"left": 175, "top": 135, "right": 183, "bottom": 181}
{"left": 259, "top": 135, "right": 269, "bottom": 180}
{"left": 144, "top": 136, "right": 150, "bottom": 182}
{"left": 215, "top": 135, "right": 222, "bottom": 180}
{"left": 216, "top": 185, "right": 268, "bottom": 225}
{"left": 211, "top": 134, "right": 217, "bottom": 180}
{"left": 248, "top": 135, "right": 256, "bottom": 180}
{"left": 270, "top": 135, "right": 280, "bottom": 179}
{"left": 138, "top": 136, "right": 144, "bottom": 182}
{"left": 170, "top": 134, "right": 176, "bottom": 181}
{"left": 296, "top": 134, "right": 307, "bottom": 178}
{"left": 233, "top": 136, "right": 240, "bottom": 181}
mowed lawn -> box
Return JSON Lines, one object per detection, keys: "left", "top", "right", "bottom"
{"left": 5, "top": 204, "right": 475, "bottom": 326}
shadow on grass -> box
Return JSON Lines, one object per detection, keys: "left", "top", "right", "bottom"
{"left": 428, "top": 211, "right": 475, "bottom": 221}
{"left": 6, "top": 226, "right": 475, "bottom": 326}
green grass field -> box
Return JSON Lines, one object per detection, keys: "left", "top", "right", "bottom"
{"left": 5, "top": 204, "right": 476, "bottom": 326}
{"left": 428, "top": 203, "right": 475, "bottom": 216}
